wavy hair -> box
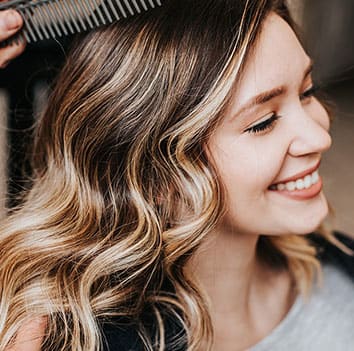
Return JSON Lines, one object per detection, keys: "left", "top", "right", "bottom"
{"left": 0, "top": 0, "right": 343, "bottom": 350}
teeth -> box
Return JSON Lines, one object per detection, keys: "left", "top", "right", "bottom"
{"left": 275, "top": 170, "right": 320, "bottom": 192}
{"left": 304, "top": 175, "right": 312, "bottom": 189}
{"left": 285, "top": 181, "right": 296, "bottom": 191}
{"left": 277, "top": 183, "right": 286, "bottom": 191}
{"left": 312, "top": 170, "right": 319, "bottom": 184}
{"left": 296, "top": 179, "right": 304, "bottom": 190}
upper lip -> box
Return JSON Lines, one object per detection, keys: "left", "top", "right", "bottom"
{"left": 271, "top": 160, "right": 321, "bottom": 185}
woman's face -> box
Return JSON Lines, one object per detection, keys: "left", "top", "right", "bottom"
{"left": 208, "top": 13, "right": 331, "bottom": 236}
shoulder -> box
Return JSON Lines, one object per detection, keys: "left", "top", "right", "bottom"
{"left": 302, "top": 261, "right": 354, "bottom": 348}
{"left": 250, "top": 233, "right": 354, "bottom": 351}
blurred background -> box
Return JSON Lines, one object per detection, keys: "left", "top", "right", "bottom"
{"left": 289, "top": 0, "right": 354, "bottom": 235}
{"left": 0, "top": 0, "right": 354, "bottom": 235}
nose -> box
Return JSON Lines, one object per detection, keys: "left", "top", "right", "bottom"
{"left": 288, "top": 104, "right": 332, "bottom": 157}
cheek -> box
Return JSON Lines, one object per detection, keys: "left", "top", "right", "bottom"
{"left": 214, "top": 145, "right": 278, "bottom": 234}
{"left": 214, "top": 140, "right": 281, "bottom": 197}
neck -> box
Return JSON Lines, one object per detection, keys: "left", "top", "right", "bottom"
{"left": 186, "top": 228, "right": 262, "bottom": 317}
{"left": 185, "top": 227, "right": 295, "bottom": 350}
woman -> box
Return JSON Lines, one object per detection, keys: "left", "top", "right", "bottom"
{"left": 2, "top": 0, "right": 354, "bottom": 350}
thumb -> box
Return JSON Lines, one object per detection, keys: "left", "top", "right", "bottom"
{"left": 0, "top": 10, "right": 23, "bottom": 41}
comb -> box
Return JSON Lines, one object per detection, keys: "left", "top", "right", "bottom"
{"left": 0, "top": 0, "right": 163, "bottom": 46}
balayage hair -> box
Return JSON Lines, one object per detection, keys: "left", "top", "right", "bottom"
{"left": 0, "top": 0, "right": 342, "bottom": 350}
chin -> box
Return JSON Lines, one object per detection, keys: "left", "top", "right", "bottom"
{"left": 289, "top": 196, "right": 329, "bottom": 235}
{"left": 290, "top": 223, "right": 323, "bottom": 236}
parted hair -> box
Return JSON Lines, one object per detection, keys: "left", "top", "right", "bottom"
{"left": 0, "top": 0, "right": 340, "bottom": 350}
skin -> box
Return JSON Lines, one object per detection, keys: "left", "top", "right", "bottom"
{"left": 0, "top": 4, "right": 25, "bottom": 68}
{"left": 186, "top": 13, "right": 331, "bottom": 351}
{"left": 5, "top": 318, "right": 46, "bottom": 351}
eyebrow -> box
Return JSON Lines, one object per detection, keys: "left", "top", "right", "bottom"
{"left": 233, "top": 60, "right": 314, "bottom": 118}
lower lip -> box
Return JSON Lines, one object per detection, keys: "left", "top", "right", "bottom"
{"left": 268, "top": 176, "right": 323, "bottom": 200}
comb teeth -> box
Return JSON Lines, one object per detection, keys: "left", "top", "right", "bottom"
{"left": 0, "top": 0, "right": 163, "bottom": 46}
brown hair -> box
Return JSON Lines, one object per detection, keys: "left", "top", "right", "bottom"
{"left": 0, "top": 1, "right": 339, "bottom": 350}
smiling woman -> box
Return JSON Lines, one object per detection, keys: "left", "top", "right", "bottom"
{"left": 0, "top": 1, "right": 353, "bottom": 351}
{"left": 208, "top": 13, "right": 332, "bottom": 238}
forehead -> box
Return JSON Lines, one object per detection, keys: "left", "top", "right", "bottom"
{"left": 232, "top": 13, "right": 311, "bottom": 106}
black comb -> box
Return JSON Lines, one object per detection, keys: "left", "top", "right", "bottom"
{"left": 0, "top": 0, "right": 163, "bottom": 46}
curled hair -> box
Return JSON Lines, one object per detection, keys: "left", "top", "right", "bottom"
{"left": 0, "top": 0, "right": 339, "bottom": 350}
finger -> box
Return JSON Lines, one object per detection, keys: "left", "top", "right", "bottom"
{"left": 0, "top": 40, "right": 25, "bottom": 68}
{"left": 6, "top": 317, "right": 47, "bottom": 351}
{"left": 0, "top": 10, "right": 23, "bottom": 41}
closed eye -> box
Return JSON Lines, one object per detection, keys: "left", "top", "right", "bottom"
{"left": 300, "top": 84, "right": 319, "bottom": 101}
{"left": 244, "top": 114, "right": 281, "bottom": 134}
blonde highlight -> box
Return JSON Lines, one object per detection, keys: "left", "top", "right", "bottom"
{"left": 0, "top": 1, "right": 344, "bottom": 350}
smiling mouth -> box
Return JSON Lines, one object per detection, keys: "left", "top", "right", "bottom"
{"left": 267, "top": 161, "right": 323, "bottom": 201}
{"left": 269, "top": 169, "right": 320, "bottom": 191}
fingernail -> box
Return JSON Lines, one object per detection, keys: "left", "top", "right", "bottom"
{"left": 4, "top": 11, "right": 21, "bottom": 30}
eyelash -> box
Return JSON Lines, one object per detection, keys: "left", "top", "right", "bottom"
{"left": 245, "top": 114, "right": 280, "bottom": 134}
{"left": 300, "top": 84, "right": 318, "bottom": 100}
{"left": 245, "top": 85, "right": 319, "bottom": 134}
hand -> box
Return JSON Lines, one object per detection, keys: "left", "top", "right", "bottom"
{"left": 6, "top": 317, "right": 46, "bottom": 351}
{"left": 0, "top": 7, "right": 26, "bottom": 68}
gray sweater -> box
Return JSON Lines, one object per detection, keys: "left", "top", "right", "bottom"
{"left": 251, "top": 263, "right": 354, "bottom": 351}
{"left": 102, "top": 233, "right": 354, "bottom": 351}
